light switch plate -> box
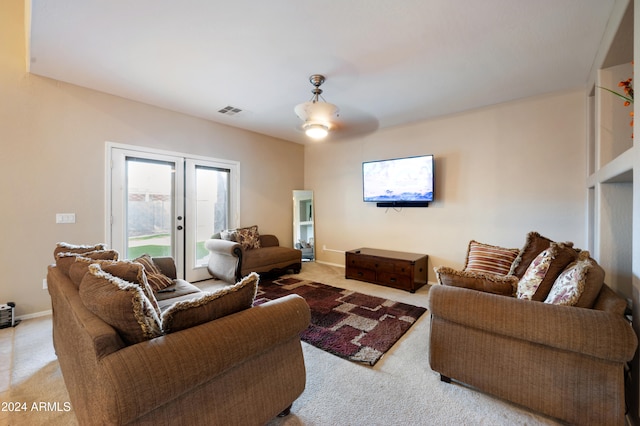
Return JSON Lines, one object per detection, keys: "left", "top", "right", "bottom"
{"left": 56, "top": 213, "right": 76, "bottom": 224}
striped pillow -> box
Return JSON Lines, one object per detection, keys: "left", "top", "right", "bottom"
{"left": 463, "top": 240, "right": 519, "bottom": 276}
{"left": 134, "top": 254, "right": 174, "bottom": 292}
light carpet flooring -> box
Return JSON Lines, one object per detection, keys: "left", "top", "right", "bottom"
{"left": 0, "top": 262, "right": 560, "bottom": 425}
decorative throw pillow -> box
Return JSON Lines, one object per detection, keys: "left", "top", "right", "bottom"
{"left": 101, "top": 261, "right": 161, "bottom": 315}
{"left": 544, "top": 251, "right": 605, "bottom": 308}
{"left": 133, "top": 254, "right": 174, "bottom": 292}
{"left": 509, "top": 232, "right": 572, "bottom": 278}
{"left": 220, "top": 229, "right": 237, "bottom": 242}
{"left": 56, "top": 249, "right": 119, "bottom": 276}
{"left": 234, "top": 225, "right": 261, "bottom": 250}
{"left": 79, "top": 264, "right": 163, "bottom": 345}
{"left": 53, "top": 242, "right": 107, "bottom": 260}
{"left": 516, "top": 242, "right": 577, "bottom": 301}
{"left": 71, "top": 257, "right": 161, "bottom": 314}
{"left": 161, "top": 272, "right": 259, "bottom": 333}
{"left": 463, "top": 240, "right": 519, "bottom": 276}
{"left": 69, "top": 257, "right": 119, "bottom": 287}
{"left": 435, "top": 266, "right": 518, "bottom": 296}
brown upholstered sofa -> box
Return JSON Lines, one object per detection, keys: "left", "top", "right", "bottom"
{"left": 428, "top": 232, "right": 638, "bottom": 425}
{"left": 205, "top": 226, "right": 302, "bottom": 284}
{"left": 47, "top": 243, "right": 310, "bottom": 425}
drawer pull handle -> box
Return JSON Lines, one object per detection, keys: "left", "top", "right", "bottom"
{"left": 390, "top": 278, "right": 396, "bottom": 282}
{"left": 357, "top": 272, "right": 363, "bottom": 277}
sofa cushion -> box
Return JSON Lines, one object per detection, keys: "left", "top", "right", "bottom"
{"left": 53, "top": 242, "right": 107, "bottom": 260}
{"left": 161, "top": 272, "right": 259, "bottom": 333}
{"left": 545, "top": 251, "right": 605, "bottom": 308}
{"left": 79, "top": 264, "right": 163, "bottom": 345}
{"left": 435, "top": 266, "right": 518, "bottom": 296}
{"left": 241, "top": 246, "right": 301, "bottom": 270}
{"left": 516, "top": 242, "right": 577, "bottom": 301}
{"left": 463, "top": 240, "right": 519, "bottom": 276}
{"left": 134, "top": 254, "right": 174, "bottom": 292}
{"left": 155, "top": 279, "right": 203, "bottom": 308}
{"left": 56, "top": 250, "right": 119, "bottom": 276}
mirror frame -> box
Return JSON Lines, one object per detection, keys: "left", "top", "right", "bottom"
{"left": 293, "top": 190, "right": 314, "bottom": 261}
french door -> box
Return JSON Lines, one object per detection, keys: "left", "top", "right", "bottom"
{"left": 108, "top": 144, "right": 239, "bottom": 282}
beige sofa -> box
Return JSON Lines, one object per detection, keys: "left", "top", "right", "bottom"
{"left": 205, "top": 228, "right": 302, "bottom": 284}
{"left": 428, "top": 233, "right": 638, "bottom": 425}
{"left": 47, "top": 244, "right": 310, "bottom": 425}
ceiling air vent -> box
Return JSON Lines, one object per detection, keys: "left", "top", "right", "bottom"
{"left": 217, "top": 106, "right": 242, "bottom": 116}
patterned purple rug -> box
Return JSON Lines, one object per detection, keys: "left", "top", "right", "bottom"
{"left": 254, "top": 277, "right": 426, "bottom": 366}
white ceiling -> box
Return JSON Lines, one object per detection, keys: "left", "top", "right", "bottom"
{"left": 27, "top": 0, "right": 616, "bottom": 144}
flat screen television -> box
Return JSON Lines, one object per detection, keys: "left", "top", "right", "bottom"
{"left": 362, "top": 155, "right": 434, "bottom": 207}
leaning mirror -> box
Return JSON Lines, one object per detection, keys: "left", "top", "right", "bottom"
{"left": 293, "top": 190, "right": 314, "bottom": 261}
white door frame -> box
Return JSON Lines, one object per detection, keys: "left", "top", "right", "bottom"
{"left": 105, "top": 142, "right": 240, "bottom": 280}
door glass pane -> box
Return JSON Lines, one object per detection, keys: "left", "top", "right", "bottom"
{"left": 126, "top": 158, "right": 175, "bottom": 259}
{"left": 194, "top": 165, "right": 230, "bottom": 267}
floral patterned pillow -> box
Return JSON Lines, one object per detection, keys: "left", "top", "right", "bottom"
{"left": 545, "top": 251, "right": 604, "bottom": 307}
{"left": 234, "top": 225, "right": 261, "bottom": 250}
{"left": 516, "top": 242, "right": 577, "bottom": 301}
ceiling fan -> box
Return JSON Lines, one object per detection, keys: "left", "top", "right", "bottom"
{"left": 294, "top": 74, "right": 339, "bottom": 140}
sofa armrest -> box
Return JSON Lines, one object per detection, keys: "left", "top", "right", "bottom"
{"left": 427, "top": 285, "right": 637, "bottom": 363}
{"left": 260, "top": 234, "right": 280, "bottom": 248}
{"left": 98, "top": 294, "right": 310, "bottom": 425}
{"left": 205, "top": 239, "right": 243, "bottom": 283}
{"left": 205, "top": 238, "right": 242, "bottom": 255}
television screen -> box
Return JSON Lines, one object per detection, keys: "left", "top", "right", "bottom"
{"left": 363, "top": 155, "right": 434, "bottom": 204}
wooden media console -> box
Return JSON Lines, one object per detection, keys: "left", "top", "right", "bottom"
{"left": 345, "top": 248, "right": 428, "bottom": 293}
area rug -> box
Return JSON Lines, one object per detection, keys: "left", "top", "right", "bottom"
{"left": 254, "top": 277, "right": 427, "bottom": 366}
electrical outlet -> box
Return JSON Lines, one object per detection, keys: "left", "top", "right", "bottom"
{"left": 42, "top": 278, "right": 48, "bottom": 290}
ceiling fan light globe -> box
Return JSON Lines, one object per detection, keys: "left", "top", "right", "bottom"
{"left": 304, "top": 123, "right": 329, "bottom": 139}
{"left": 294, "top": 101, "right": 339, "bottom": 123}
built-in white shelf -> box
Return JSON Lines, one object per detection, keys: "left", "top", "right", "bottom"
{"left": 587, "top": 147, "right": 634, "bottom": 187}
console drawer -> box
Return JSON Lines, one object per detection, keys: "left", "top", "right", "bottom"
{"left": 391, "top": 261, "right": 413, "bottom": 276}
{"left": 346, "top": 267, "right": 376, "bottom": 282}
{"left": 377, "top": 272, "right": 411, "bottom": 289}
{"left": 347, "top": 256, "right": 377, "bottom": 270}
{"left": 373, "top": 260, "right": 395, "bottom": 273}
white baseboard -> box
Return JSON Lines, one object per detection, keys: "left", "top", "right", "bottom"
{"left": 18, "top": 310, "right": 52, "bottom": 321}
{"left": 314, "top": 260, "right": 345, "bottom": 268}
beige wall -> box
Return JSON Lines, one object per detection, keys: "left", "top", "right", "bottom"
{"left": 2, "top": 0, "right": 588, "bottom": 316}
{"left": 306, "top": 90, "right": 587, "bottom": 282}
{"left": 1, "top": 0, "right": 304, "bottom": 316}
